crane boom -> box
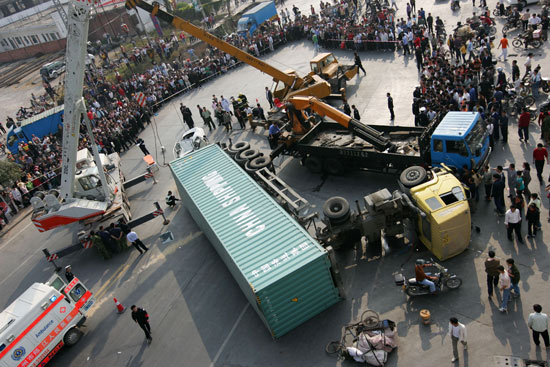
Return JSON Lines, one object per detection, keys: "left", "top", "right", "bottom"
{"left": 60, "top": 0, "right": 93, "bottom": 200}
{"left": 287, "top": 96, "right": 395, "bottom": 151}
{"left": 125, "top": 0, "right": 302, "bottom": 89}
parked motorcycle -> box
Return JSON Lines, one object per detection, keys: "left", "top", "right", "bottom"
{"left": 395, "top": 259, "right": 462, "bottom": 297}
{"left": 502, "top": 17, "right": 521, "bottom": 33}
{"left": 507, "top": 89, "right": 536, "bottom": 116}
{"left": 493, "top": 4, "right": 513, "bottom": 17}
{"left": 512, "top": 33, "right": 544, "bottom": 49}
{"left": 451, "top": 0, "right": 460, "bottom": 11}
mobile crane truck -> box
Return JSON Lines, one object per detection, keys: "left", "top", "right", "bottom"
{"left": 271, "top": 97, "right": 491, "bottom": 177}
{"left": 30, "top": 0, "right": 163, "bottom": 265}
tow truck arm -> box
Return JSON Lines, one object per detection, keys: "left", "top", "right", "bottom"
{"left": 125, "top": 0, "right": 302, "bottom": 90}
{"left": 287, "top": 96, "right": 396, "bottom": 151}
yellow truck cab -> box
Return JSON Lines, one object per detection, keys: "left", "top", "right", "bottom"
{"left": 309, "top": 53, "right": 358, "bottom": 94}
{"left": 408, "top": 166, "right": 471, "bottom": 260}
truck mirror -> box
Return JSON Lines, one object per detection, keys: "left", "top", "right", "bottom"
{"left": 475, "top": 144, "right": 482, "bottom": 156}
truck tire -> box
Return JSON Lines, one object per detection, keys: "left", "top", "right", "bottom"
{"left": 34, "top": 191, "right": 45, "bottom": 200}
{"left": 63, "top": 328, "right": 83, "bottom": 347}
{"left": 323, "top": 158, "right": 345, "bottom": 176}
{"left": 248, "top": 156, "right": 271, "bottom": 170}
{"left": 399, "top": 166, "right": 427, "bottom": 188}
{"left": 238, "top": 148, "right": 260, "bottom": 161}
{"left": 305, "top": 156, "right": 323, "bottom": 173}
{"left": 323, "top": 196, "right": 350, "bottom": 224}
{"left": 228, "top": 141, "right": 250, "bottom": 156}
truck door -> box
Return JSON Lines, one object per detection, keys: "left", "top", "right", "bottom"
{"left": 63, "top": 278, "right": 94, "bottom": 316}
{"left": 47, "top": 275, "right": 94, "bottom": 316}
{"left": 440, "top": 139, "right": 470, "bottom": 171}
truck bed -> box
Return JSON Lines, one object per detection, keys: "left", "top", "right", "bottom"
{"left": 300, "top": 121, "right": 425, "bottom": 154}
{"left": 294, "top": 121, "right": 429, "bottom": 172}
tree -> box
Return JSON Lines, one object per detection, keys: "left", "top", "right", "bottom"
{"left": 0, "top": 160, "right": 22, "bottom": 188}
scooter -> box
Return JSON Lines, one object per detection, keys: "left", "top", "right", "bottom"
{"left": 395, "top": 259, "right": 462, "bottom": 297}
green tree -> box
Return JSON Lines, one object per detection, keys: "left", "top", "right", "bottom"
{"left": 0, "top": 160, "right": 22, "bottom": 187}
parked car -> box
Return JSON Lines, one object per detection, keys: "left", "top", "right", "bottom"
{"left": 503, "top": 0, "right": 538, "bottom": 9}
{"left": 39, "top": 60, "right": 65, "bottom": 80}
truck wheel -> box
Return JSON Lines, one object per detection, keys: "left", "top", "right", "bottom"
{"left": 323, "top": 158, "right": 344, "bottom": 176}
{"left": 34, "top": 191, "right": 46, "bottom": 200}
{"left": 305, "top": 156, "right": 323, "bottom": 173}
{"left": 248, "top": 156, "right": 271, "bottom": 170}
{"left": 323, "top": 196, "right": 350, "bottom": 224}
{"left": 228, "top": 141, "right": 250, "bottom": 156}
{"left": 238, "top": 148, "right": 260, "bottom": 161}
{"left": 400, "top": 166, "right": 427, "bottom": 188}
{"left": 64, "top": 328, "right": 83, "bottom": 347}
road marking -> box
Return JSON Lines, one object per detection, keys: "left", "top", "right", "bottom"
{"left": 209, "top": 303, "right": 249, "bottom": 367}
{"left": 0, "top": 222, "right": 32, "bottom": 251}
{"left": 93, "top": 264, "right": 130, "bottom": 300}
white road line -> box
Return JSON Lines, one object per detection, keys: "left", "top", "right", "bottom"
{"left": 209, "top": 303, "right": 250, "bottom": 367}
{"left": 0, "top": 221, "right": 32, "bottom": 251}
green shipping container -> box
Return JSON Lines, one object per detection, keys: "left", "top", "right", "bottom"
{"left": 169, "top": 144, "right": 341, "bottom": 338}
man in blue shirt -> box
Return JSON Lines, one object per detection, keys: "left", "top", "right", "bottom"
{"left": 268, "top": 122, "right": 281, "bottom": 149}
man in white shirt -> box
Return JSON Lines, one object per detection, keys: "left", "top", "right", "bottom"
{"left": 504, "top": 205, "right": 523, "bottom": 243}
{"left": 448, "top": 317, "right": 467, "bottom": 362}
{"left": 498, "top": 265, "right": 511, "bottom": 312}
{"left": 127, "top": 230, "right": 149, "bottom": 254}
{"left": 528, "top": 304, "right": 550, "bottom": 348}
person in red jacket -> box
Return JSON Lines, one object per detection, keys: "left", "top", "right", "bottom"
{"left": 518, "top": 108, "right": 531, "bottom": 142}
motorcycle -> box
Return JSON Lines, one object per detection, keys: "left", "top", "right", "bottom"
{"left": 493, "top": 4, "right": 512, "bottom": 17}
{"left": 512, "top": 33, "right": 544, "bottom": 49}
{"left": 396, "top": 259, "right": 462, "bottom": 297}
{"left": 507, "top": 89, "right": 536, "bottom": 116}
{"left": 541, "top": 77, "right": 550, "bottom": 93}
{"left": 451, "top": 0, "right": 460, "bottom": 11}
{"left": 502, "top": 17, "right": 521, "bottom": 33}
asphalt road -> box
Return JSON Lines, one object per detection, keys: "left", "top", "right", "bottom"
{"left": 2, "top": 0, "right": 550, "bottom": 365}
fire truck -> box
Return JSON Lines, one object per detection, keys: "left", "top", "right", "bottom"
{"left": 0, "top": 275, "right": 93, "bottom": 367}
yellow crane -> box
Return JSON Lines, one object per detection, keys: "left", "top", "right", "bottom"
{"left": 125, "top": 0, "right": 333, "bottom": 101}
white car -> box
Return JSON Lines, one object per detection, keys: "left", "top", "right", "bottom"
{"left": 503, "top": 0, "right": 538, "bottom": 8}
{"left": 173, "top": 127, "right": 209, "bottom": 159}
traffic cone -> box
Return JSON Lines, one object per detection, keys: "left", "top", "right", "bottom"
{"left": 113, "top": 297, "right": 126, "bottom": 314}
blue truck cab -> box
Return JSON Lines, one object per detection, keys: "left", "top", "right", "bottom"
{"left": 237, "top": 1, "right": 278, "bottom": 38}
{"left": 7, "top": 105, "right": 64, "bottom": 154}
{"left": 430, "top": 111, "right": 490, "bottom": 172}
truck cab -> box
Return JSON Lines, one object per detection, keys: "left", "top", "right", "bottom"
{"left": 430, "top": 112, "right": 490, "bottom": 172}
{"left": 409, "top": 166, "right": 471, "bottom": 260}
{"left": 74, "top": 149, "right": 117, "bottom": 201}
{"left": 237, "top": 1, "right": 278, "bottom": 38}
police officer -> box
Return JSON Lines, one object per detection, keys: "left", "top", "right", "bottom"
{"left": 166, "top": 191, "right": 179, "bottom": 208}
{"left": 65, "top": 265, "right": 74, "bottom": 283}
{"left": 131, "top": 305, "right": 152, "bottom": 343}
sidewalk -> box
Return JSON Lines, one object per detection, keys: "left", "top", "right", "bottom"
{"left": 0, "top": 206, "right": 33, "bottom": 238}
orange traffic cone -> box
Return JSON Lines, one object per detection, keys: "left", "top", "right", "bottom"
{"left": 113, "top": 297, "right": 126, "bottom": 314}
